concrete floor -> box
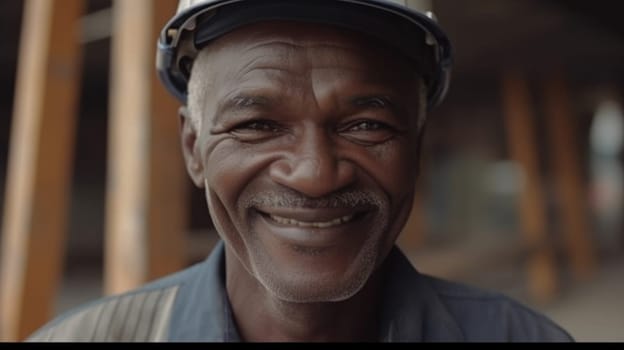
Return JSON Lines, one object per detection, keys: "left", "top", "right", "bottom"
{"left": 538, "top": 256, "right": 624, "bottom": 342}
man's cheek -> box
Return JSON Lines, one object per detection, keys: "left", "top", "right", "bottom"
{"left": 377, "top": 148, "right": 415, "bottom": 193}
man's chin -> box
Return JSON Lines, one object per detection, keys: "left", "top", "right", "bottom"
{"left": 249, "top": 247, "right": 378, "bottom": 303}
{"left": 260, "top": 273, "right": 371, "bottom": 304}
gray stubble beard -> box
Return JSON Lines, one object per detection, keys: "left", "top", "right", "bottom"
{"left": 240, "top": 188, "right": 391, "bottom": 303}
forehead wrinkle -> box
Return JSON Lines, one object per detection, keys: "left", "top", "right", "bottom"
{"left": 218, "top": 67, "right": 300, "bottom": 102}
{"left": 235, "top": 37, "right": 381, "bottom": 69}
{"left": 215, "top": 43, "right": 307, "bottom": 91}
{"left": 235, "top": 51, "right": 294, "bottom": 77}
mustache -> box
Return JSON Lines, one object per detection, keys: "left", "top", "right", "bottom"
{"left": 241, "top": 188, "right": 385, "bottom": 209}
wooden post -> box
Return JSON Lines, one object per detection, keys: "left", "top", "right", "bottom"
{"left": 501, "top": 71, "right": 559, "bottom": 304}
{"left": 543, "top": 75, "right": 596, "bottom": 280}
{"left": 105, "top": 0, "right": 187, "bottom": 295}
{"left": 398, "top": 185, "right": 426, "bottom": 253}
{"left": 0, "top": 0, "right": 84, "bottom": 341}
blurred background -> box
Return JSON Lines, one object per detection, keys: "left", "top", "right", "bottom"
{"left": 1, "top": 0, "right": 623, "bottom": 342}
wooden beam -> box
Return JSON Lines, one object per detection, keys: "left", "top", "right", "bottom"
{"left": 0, "top": 0, "right": 84, "bottom": 341}
{"left": 501, "top": 71, "right": 559, "bottom": 304}
{"left": 105, "top": 0, "right": 186, "bottom": 295}
{"left": 543, "top": 75, "right": 596, "bottom": 280}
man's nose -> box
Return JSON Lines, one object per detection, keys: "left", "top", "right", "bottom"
{"left": 269, "top": 128, "right": 356, "bottom": 198}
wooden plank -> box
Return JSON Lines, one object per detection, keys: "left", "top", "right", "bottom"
{"left": 105, "top": 0, "right": 186, "bottom": 295}
{"left": 0, "top": 0, "right": 84, "bottom": 341}
{"left": 501, "top": 71, "right": 559, "bottom": 304}
{"left": 543, "top": 75, "right": 596, "bottom": 280}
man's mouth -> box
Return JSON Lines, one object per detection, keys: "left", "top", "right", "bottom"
{"left": 255, "top": 209, "right": 369, "bottom": 247}
{"left": 268, "top": 214, "right": 355, "bottom": 228}
{"left": 252, "top": 206, "right": 375, "bottom": 249}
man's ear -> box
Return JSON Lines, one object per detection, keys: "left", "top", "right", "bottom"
{"left": 179, "top": 106, "right": 205, "bottom": 188}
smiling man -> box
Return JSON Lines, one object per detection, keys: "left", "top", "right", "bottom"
{"left": 28, "top": 0, "right": 573, "bottom": 342}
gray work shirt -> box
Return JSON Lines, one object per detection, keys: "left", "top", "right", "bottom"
{"left": 28, "top": 241, "right": 573, "bottom": 342}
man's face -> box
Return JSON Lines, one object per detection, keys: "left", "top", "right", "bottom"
{"left": 183, "top": 21, "right": 424, "bottom": 303}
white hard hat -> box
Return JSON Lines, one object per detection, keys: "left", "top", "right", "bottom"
{"left": 156, "top": 0, "right": 453, "bottom": 109}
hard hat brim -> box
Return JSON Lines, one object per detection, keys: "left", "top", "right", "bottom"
{"left": 157, "top": 0, "right": 453, "bottom": 109}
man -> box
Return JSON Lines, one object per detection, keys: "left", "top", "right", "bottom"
{"left": 28, "top": 0, "right": 572, "bottom": 342}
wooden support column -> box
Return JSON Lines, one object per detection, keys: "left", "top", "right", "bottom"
{"left": 543, "top": 75, "right": 596, "bottom": 280}
{"left": 398, "top": 185, "right": 426, "bottom": 252}
{"left": 0, "top": 0, "right": 84, "bottom": 341}
{"left": 105, "top": 0, "right": 186, "bottom": 295}
{"left": 501, "top": 71, "right": 558, "bottom": 304}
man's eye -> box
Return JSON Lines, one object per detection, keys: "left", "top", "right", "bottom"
{"left": 230, "top": 119, "right": 284, "bottom": 141}
{"left": 236, "top": 120, "right": 280, "bottom": 131}
{"left": 230, "top": 119, "right": 284, "bottom": 133}
{"left": 348, "top": 121, "right": 387, "bottom": 131}
{"left": 340, "top": 120, "right": 397, "bottom": 144}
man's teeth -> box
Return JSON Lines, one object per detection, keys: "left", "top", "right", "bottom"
{"left": 269, "top": 214, "right": 354, "bottom": 228}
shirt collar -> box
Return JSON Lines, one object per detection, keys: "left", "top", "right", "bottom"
{"left": 378, "top": 247, "right": 464, "bottom": 342}
{"left": 168, "top": 240, "right": 241, "bottom": 341}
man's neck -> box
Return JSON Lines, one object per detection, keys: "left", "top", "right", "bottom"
{"left": 224, "top": 251, "right": 382, "bottom": 342}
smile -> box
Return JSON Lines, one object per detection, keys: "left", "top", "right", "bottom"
{"left": 269, "top": 214, "right": 355, "bottom": 228}
{"left": 255, "top": 207, "right": 373, "bottom": 248}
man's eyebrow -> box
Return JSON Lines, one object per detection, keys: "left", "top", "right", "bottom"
{"left": 350, "top": 95, "right": 410, "bottom": 122}
{"left": 218, "top": 94, "right": 272, "bottom": 115}
{"left": 350, "top": 95, "right": 394, "bottom": 109}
